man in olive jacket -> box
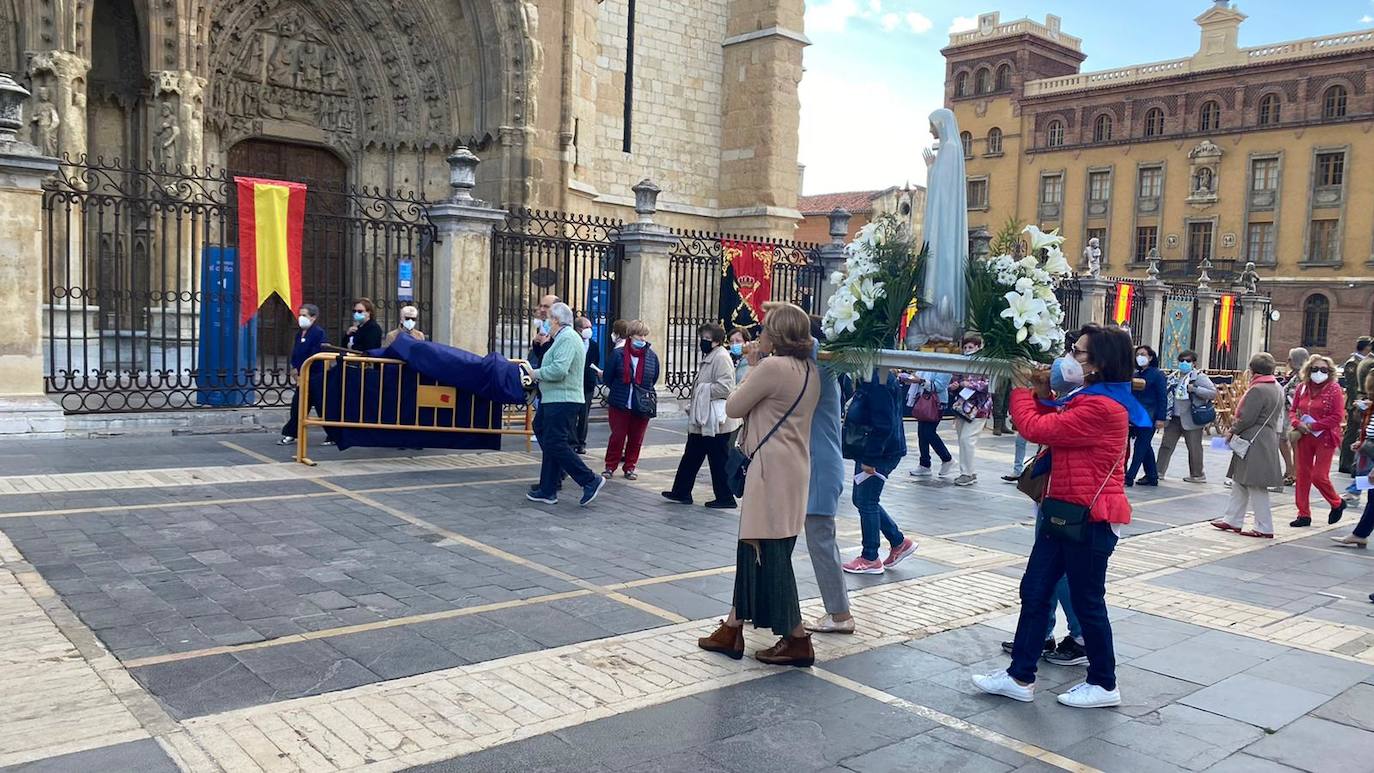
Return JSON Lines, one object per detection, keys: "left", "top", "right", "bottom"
{"left": 525, "top": 303, "right": 605, "bottom": 507}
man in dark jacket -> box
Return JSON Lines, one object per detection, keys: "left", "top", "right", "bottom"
{"left": 1340, "top": 336, "right": 1373, "bottom": 474}
{"left": 280, "top": 304, "right": 326, "bottom": 444}
{"left": 573, "top": 316, "right": 601, "bottom": 454}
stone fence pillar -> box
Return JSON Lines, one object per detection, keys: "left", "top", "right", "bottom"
{"left": 1237, "top": 293, "right": 1272, "bottom": 365}
{"left": 0, "top": 73, "right": 64, "bottom": 434}
{"left": 1194, "top": 288, "right": 1221, "bottom": 370}
{"left": 430, "top": 148, "right": 506, "bottom": 354}
{"left": 615, "top": 180, "right": 678, "bottom": 341}
{"left": 817, "top": 208, "right": 850, "bottom": 312}
{"left": 1077, "top": 277, "right": 1111, "bottom": 327}
{"left": 1139, "top": 282, "right": 1168, "bottom": 352}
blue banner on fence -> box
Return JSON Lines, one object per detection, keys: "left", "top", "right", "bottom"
{"left": 398, "top": 258, "right": 414, "bottom": 303}
{"left": 587, "top": 278, "right": 612, "bottom": 367}
{"left": 196, "top": 246, "right": 258, "bottom": 406}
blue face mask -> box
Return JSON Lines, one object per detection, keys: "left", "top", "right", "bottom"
{"left": 539, "top": 319, "right": 551, "bottom": 335}
{"left": 729, "top": 343, "right": 743, "bottom": 357}
{"left": 632, "top": 339, "right": 648, "bottom": 350}
{"left": 353, "top": 311, "right": 366, "bottom": 323}
{"left": 1178, "top": 361, "right": 1194, "bottom": 373}
{"left": 1051, "top": 356, "right": 1084, "bottom": 394}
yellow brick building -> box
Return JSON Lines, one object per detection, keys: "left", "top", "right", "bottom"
{"left": 944, "top": 4, "right": 1374, "bottom": 357}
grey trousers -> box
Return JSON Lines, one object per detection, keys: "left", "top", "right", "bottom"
{"left": 805, "top": 514, "right": 851, "bottom": 616}
{"left": 1157, "top": 416, "right": 1205, "bottom": 478}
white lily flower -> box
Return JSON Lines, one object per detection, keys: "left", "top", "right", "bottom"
{"left": 1041, "top": 247, "right": 1073, "bottom": 277}
{"left": 1014, "top": 277, "right": 1034, "bottom": 294}
{"left": 1023, "top": 224, "right": 1066, "bottom": 254}
{"left": 829, "top": 301, "right": 861, "bottom": 334}
{"left": 1000, "top": 290, "right": 1048, "bottom": 333}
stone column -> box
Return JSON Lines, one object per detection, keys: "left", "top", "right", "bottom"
{"left": 1194, "top": 288, "right": 1220, "bottom": 370}
{"left": 816, "top": 208, "right": 850, "bottom": 311}
{"left": 1237, "top": 293, "right": 1272, "bottom": 366}
{"left": 615, "top": 180, "right": 679, "bottom": 342}
{"left": 430, "top": 148, "right": 507, "bottom": 353}
{"left": 1139, "top": 280, "right": 1168, "bottom": 351}
{"left": 0, "top": 74, "right": 64, "bottom": 435}
{"left": 1077, "top": 276, "right": 1111, "bottom": 326}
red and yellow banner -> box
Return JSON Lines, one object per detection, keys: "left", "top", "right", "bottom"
{"left": 1217, "top": 294, "right": 1236, "bottom": 351}
{"left": 1112, "top": 282, "right": 1134, "bottom": 324}
{"left": 722, "top": 240, "right": 774, "bottom": 323}
{"left": 236, "top": 177, "right": 306, "bottom": 325}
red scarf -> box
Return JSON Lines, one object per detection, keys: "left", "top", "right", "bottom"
{"left": 1236, "top": 374, "right": 1276, "bottom": 415}
{"left": 621, "top": 344, "right": 645, "bottom": 385}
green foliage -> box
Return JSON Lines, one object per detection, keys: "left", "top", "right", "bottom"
{"left": 990, "top": 216, "right": 1024, "bottom": 259}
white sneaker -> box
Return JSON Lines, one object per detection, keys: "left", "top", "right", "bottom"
{"left": 954, "top": 474, "right": 977, "bottom": 487}
{"left": 805, "top": 614, "right": 856, "bottom": 634}
{"left": 938, "top": 460, "right": 957, "bottom": 478}
{"left": 972, "top": 671, "right": 1034, "bottom": 702}
{"left": 909, "top": 466, "right": 933, "bottom": 478}
{"left": 1056, "top": 681, "right": 1121, "bottom": 708}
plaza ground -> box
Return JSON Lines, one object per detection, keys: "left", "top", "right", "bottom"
{"left": 1, "top": 418, "right": 1372, "bottom": 772}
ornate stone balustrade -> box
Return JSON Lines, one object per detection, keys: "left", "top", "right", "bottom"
{"left": 946, "top": 14, "right": 1082, "bottom": 52}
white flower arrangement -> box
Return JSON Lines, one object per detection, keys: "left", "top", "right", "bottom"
{"left": 967, "top": 225, "right": 1075, "bottom": 362}
{"left": 819, "top": 216, "right": 925, "bottom": 373}
{"left": 822, "top": 222, "right": 890, "bottom": 338}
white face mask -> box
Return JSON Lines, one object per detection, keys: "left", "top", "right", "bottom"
{"left": 1053, "top": 355, "right": 1086, "bottom": 390}
{"left": 1311, "top": 371, "right": 1330, "bottom": 384}
{"left": 298, "top": 316, "right": 312, "bottom": 329}
{"left": 580, "top": 328, "right": 593, "bottom": 340}
{"left": 402, "top": 319, "right": 417, "bottom": 331}
{"left": 1136, "top": 355, "right": 1149, "bottom": 368}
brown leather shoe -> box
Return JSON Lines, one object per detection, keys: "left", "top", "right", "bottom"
{"left": 754, "top": 634, "right": 814, "bottom": 667}
{"left": 698, "top": 621, "right": 744, "bottom": 660}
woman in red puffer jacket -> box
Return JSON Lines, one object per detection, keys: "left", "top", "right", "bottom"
{"left": 974, "top": 324, "right": 1140, "bottom": 711}
{"left": 1289, "top": 354, "right": 1346, "bottom": 528}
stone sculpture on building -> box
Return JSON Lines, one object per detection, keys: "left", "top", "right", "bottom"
{"left": 1083, "top": 237, "right": 1102, "bottom": 277}
{"left": 907, "top": 107, "right": 969, "bottom": 346}
{"left": 30, "top": 86, "right": 60, "bottom": 157}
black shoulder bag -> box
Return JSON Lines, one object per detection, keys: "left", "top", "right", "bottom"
{"left": 1041, "top": 442, "right": 1126, "bottom": 544}
{"left": 726, "top": 363, "right": 811, "bottom": 499}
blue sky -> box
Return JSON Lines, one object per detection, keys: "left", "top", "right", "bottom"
{"left": 798, "top": 1, "right": 1374, "bottom": 195}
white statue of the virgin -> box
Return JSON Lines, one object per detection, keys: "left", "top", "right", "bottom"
{"left": 907, "top": 108, "right": 968, "bottom": 346}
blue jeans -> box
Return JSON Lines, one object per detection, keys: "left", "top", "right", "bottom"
{"left": 1126, "top": 425, "right": 1158, "bottom": 483}
{"left": 917, "top": 421, "right": 951, "bottom": 467}
{"left": 853, "top": 460, "right": 903, "bottom": 561}
{"left": 535, "top": 402, "right": 597, "bottom": 495}
{"left": 1046, "top": 577, "right": 1081, "bottom": 640}
{"left": 1012, "top": 435, "right": 1028, "bottom": 476}
{"left": 1009, "top": 521, "right": 1119, "bottom": 690}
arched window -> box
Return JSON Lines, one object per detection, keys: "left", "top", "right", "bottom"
{"left": 1093, "top": 114, "right": 1113, "bottom": 143}
{"left": 1302, "top": 294, "right": 1330, "bottom": 348}
{"left": 975, "top": 67, "right": 992, "bottom": 95}
{"left": 995, "top": 64, "right": 1012, "bottom": 92}
{"left": 960, "top": 131, "right": 973, "bottom": 158}
{"left": 1258, "top": 94, "right": 1281, "bottom": 126}
{"left": 955, "top": 71, "right": 969, "bottom": 97}
{"left": 1046, "top": 119, "right": 1064, "bottom": 148}
{"left": 987, "top": 127, "right": 1003, "bottom": 154}
{"left": 1324, "top": 85, "right": 1348, "bottom": 119}
{"left": 1143, "top": 107, "right": 1165, "bottom": 137}
{"left": 1199, "top": 101, "right": 1221, "bottom": 132}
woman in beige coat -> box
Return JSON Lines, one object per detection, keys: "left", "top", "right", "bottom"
{"left": 1212, "top": 353, "right": 1286, "bottom": 538}
{"left": 698, "top": 302, "right": 820, "bottom": 667}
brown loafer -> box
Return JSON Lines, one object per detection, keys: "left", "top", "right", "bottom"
{"left": 1210, "top": 520, "right": 1240, "bottom": 533}
{"left": 698, "top": 621, "right": 744, "bottom": 660}
{"left": 1238, "top": 530, "right": 1274, "bottom": 539}
{"left": 754, "top": 634, "right": 814, "bottom": 668}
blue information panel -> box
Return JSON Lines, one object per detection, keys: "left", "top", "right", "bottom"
{"left": 398, "top": 258, "right": 414, "bottom": 303}
{"left": 587, "top": 278, "right": 612, "bottom": 366}
{"left": 196, "top": 247, "right": 258, "bottom": 406}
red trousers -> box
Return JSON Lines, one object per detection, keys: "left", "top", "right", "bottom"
{"left": 1294, "top": 434, "right": 1341, "bottom": 517}
{"left": 606, "top": 407, "right": 651, "bottom": 472}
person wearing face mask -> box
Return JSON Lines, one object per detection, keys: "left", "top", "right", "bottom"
{"left": 1156, "top": 351, "right": 1217, "bottom": 483}
{"left": 524, "top": 303, "right": 606, "bottom": 507}
{"left": 975, "top": 324, "right": 1142, "bottom": 710}
{"left": 571, "top": 317, "right": 601, "bottom": 455}
{"left": 601, "top": 320, "right": 660, "bottom": 480}
{"left": 1210, "top": 353, "right": 1285, "bottom": 538}
{"left": 381, "top": 305, "right": 426, "bottom": 348}
{"left": 528, "top": 294, "right": 560, "bottom": 370}
{"left": 1290, "top": 354, "right": 1347, "bottom": 527}
{"left": 728, "top": 328, "right": 753, "bottom": 384}
{"left": 947, "top": 333, "right": 993, "bottom": 486}
{"left": 345, "top": 298, "right": 382, "bottom": 352}
{"left": 279, "top": 304, "right": 328, "bottom": 446}
{"left": 1125, "top": 346, "right": 1168, "bottom": 487}
{"left": 664, "top": 323, "right": 739, "bottom": 508}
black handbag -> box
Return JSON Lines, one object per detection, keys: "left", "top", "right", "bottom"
{"left": 631, "top": 383, "right": 658, "bottom": 418}
{"left": 727, "top": 364, "right": 811, "bottom": 499}
{"left": 1041, "top": 444, "right": 1125, "bottom": 544}
{"left": 1190, "top": 401, "right": 1217, "bottom": 427}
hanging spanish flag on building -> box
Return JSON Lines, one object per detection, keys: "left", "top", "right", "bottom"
{"left": 1112, "top": 282, "right": 1134, "bottom": 325}
{"left": 236, "top": 177, "right": 307, "bottom": 325}
{"left": 1216, "top": 294, "right": 1236, "bottom": 351}
{"left": 718, "top": 240, "right": 775, "bottom": 330}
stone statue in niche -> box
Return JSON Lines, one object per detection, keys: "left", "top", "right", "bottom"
{"left": 1194, "top": 167, "right": 1214, "bottom": 194}
{"left": 156, "top": 101, "right": 180, "bottom": 169}
{"left": 31, "top": 86, "right": 61, "bottom": 157}
{"left": 320, "top": 49, "right": 342, "bottom": 93}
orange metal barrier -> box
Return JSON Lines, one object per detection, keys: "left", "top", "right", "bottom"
{"left": 293, "top": 351, "right": 533, "bottom": 466}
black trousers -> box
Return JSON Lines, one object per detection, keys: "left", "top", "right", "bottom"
{"left": 281, "top": 388, "right": 321, "bottom": 437}
{"left": 670, "top": 432, "right": 735, "bottom": 504}
{"left": 575, "top": 392, "right": 594, "bottom": 450}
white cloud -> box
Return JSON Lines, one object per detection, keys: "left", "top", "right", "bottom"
{"left": 949, "top": 15, "right": 978, "bottom": 34}
{"left": 868, "top": 0, "right": 882, "bottom": 13}
{"left": 906, "top": 12, "right": 933, "bottom": 34}
{"left": 881, "top": 12, "right": 901, "bottom": 32}
{"left": 1362, "top": 14, "right": 1374, "bottom": 24}
{"left": 807, "top": 0, "right": 862, "bottom": 34}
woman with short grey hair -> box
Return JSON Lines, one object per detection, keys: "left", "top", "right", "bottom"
{"left": 1211, "top": 353, "right": 1285, "bottom": 538}
{"left": 381, "top": 304, "right": 426, "bottom": 348}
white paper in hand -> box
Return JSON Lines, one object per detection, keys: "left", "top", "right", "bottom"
{"left": 853, "top": 471, "right": 888, "bottom": 486}
{"left": 958, "top": 387, "right": 976, "bottom": 400}
{"left": 1357, "top": 476, "right": 1374, "bottom": 492}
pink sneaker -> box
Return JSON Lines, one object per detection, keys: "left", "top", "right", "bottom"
{"left": 883, "top": 538, "right": 917, "bottom": 568}
{"left": 842, "top": 556, "right": 885, "bottom": 575}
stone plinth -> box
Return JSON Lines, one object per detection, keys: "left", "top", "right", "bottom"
{"left": 615, "top": 223, "right": 679, "bottom": 342}
{"left": 430, "top": 201, "right": 506, "bottom": 355}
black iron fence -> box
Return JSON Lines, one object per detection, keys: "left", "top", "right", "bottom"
{"left": 1103, "top": 278, "right": 1148, "bottom": 339}
{"left": 43, "top": 157, "right": 435, "bottom": 414}
{"left": 664, "top": 232, "right": 824, "bottom": 397}
{"left": 1054, "top": 278, "right": 1082, "bottom": 334}
{"left": 488, "top": 209, "right": 624, "bottom": 367}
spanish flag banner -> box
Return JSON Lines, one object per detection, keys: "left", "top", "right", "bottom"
{"left": 236, "top": 177, "right": 306, "bottom": 325}
{"left": 1216, "top": 294, "right": 1236, "bottom": 351}
{"left": 1112, "top": 282, "right": 1134, "bottom": 325}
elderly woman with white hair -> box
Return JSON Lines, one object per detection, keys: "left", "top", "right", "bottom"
{"left": 381, "top": 305, "right": 426, "bottom": 348}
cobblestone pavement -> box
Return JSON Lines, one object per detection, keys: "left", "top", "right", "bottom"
{"left": 2, "top": 420, "right": 1372, "bottom": 772}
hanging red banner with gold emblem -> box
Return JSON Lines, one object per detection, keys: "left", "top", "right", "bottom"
{"left": 720, "top": 240, "right": 775, "bottom": 325}
{"left": 1112, "top": 283, "right": 1134, "bottom": 325}
{"left": 1216, "top": 294, "right": 1236, "bottom": 351}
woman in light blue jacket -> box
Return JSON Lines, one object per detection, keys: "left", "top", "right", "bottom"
{"left": 907, "top": 370, "right": 954, "bottom": 478}
{"left": 803, "top": 324, "right": 852, "bottom": 634}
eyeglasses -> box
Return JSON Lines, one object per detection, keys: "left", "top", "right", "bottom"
{"left": 1312, "top": 367, "right": 1332, "bottom": 373}
{"left": 1071, "top": 346, "right": 1089, "bottom": 358}
{"left": 1179, "top": 358, "right": 1195, "bottom": 364}
{"left": 353, "top": 308, "right": 366, "bottom": 314}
